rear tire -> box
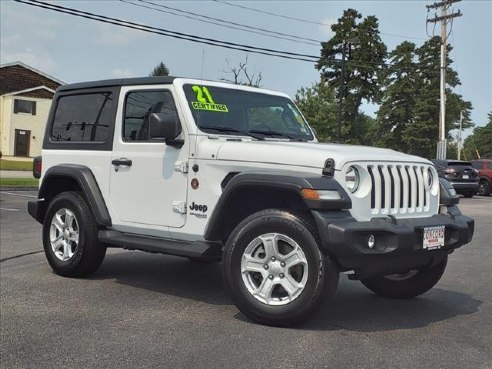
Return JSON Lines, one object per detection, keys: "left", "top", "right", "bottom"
{"left": 222, "top": 209, "right": 338, "bottom": 326}
{"left": 463, "top": 191, "right": 475, "bottom": 198}
{"left": 42, "top": 191, "right": 106, "bottom": 277}
{"left": 360, "top": 256, "right": 447, "bottom": 299}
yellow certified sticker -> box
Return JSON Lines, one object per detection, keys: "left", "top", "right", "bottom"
{"left": 191, "top": 85, "right": 228, "bottom": 112}
{"left": 192, "top": 101, "right": 229, "bottom": 112}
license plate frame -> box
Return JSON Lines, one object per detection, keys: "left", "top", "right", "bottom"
{"left": 423, "top": 225, "right": 445, "bottom": 250}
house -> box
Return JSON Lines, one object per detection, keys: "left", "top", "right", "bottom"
{"left": 0, "top": 61, "right": 64, "bottom": 157}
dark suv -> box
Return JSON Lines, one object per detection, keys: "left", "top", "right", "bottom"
{"left": 471, "top": 159, "right": 492, "bottom": 196}
{"left": 431, "top": 160, "right": 479, "bottom": 198}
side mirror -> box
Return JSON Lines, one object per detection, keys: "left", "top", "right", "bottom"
{"left": 149, "top": 112, "right": 184, "bottom": 147}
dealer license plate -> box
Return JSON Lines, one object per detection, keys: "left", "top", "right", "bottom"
{"left": 463, "top": 174, "right": 469, "bottom": 179}
{"left": 423, "top": 226, "right": 445, "bottom": 250}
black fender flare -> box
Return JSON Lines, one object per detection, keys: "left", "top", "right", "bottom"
{"left": 29, "top": 164, "right": 111, "bottom": 226}
{"left": 204, "top": 171, "right": 351, "bottom": 241}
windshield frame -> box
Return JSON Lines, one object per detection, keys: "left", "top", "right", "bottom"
{"left": 179, "top": 82, "right": 316, "bottom": 142}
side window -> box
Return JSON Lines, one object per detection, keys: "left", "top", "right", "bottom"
{"left": 123, "top": 90, "right": 177, "bottom": 141}
{"left": 488, "top": 163, "right": 492, "bottom": 170}
{"left": 471, "top": 162, "right": 482, "bottom": 169}
{"left": 51, "top": 92, "right": 113, "bottom": 142}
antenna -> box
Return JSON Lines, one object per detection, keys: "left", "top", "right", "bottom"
{"left": 200, "top": 49, "right": 205, "bottom": 81}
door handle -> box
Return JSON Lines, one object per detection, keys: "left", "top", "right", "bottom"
{"left": 112, "top": 158, "right": 132, "bottom": 167}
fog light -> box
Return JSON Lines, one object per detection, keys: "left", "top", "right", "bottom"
{"left": 367, "top": 234, "right": 375, "bottom": 249}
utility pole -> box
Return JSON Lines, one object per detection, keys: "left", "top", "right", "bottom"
{"left": 337, "top": 42, "right": 347, "bottom": 144}
{"left": 337, "top": 37, "right": 359, "bottom": 143}
{"left": 457, "top": 110, "right": 463, "bottom": 160}
{"left": 426, "top": 0, "right": 462, "bottom": 159}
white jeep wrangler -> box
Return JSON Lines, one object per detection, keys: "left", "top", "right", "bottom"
{"left": 29, "top": 77, "right": 474, "bottom": 326}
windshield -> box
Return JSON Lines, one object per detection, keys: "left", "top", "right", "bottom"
{"left": 183, "top": 84, "right": 314, "bottom": 141}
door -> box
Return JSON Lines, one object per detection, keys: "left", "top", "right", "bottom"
{"left": 109, "top": 87, "right": 188, "bottom": 228}
{"left": 14, "top": 129, "right": 30, "bottom": 157}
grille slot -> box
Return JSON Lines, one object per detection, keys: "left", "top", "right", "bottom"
{"left": 367, "top": 163, "right": 432, "bottom": 216}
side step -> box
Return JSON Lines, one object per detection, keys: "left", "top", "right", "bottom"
{"left": 98, "top": 230, "right": 222, "bottom": 261}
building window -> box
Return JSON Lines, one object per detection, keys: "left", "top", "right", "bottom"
{"left": 14, "top": 99, "right": 37, "bottom": 115}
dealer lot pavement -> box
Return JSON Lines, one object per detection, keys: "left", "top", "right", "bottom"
{"left": 1, "top": 191, "right": 491, "bottom": 369}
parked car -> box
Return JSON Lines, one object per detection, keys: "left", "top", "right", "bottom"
{"left": 431, "top": 159, "right": 479, "bottom": 198}
{"left": 471, "top": 159, "right": 492, "bottom": 196}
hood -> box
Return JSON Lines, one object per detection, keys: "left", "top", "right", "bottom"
{"left": 203, "top": 140, "right": 430, "bottom": 170}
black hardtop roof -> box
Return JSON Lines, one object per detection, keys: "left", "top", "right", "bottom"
{"left": 57, "top": 76, "right": 177, "bottom": 92}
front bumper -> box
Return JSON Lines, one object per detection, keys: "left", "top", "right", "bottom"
{"left": 312, "top": 206, "right": 474, "bottom": 279}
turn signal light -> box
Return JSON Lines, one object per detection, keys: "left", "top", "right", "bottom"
{"left": 301, "top": 189, "right": 320, "bottom": 200}
{"left": 301, "top": 189, "right": 342, "bottom": 201}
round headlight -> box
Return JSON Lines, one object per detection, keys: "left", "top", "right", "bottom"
{"left": 345, "top": 166, "right": 360, "bottom": 193}
{"left": 427, "top": 168, "right": 434, "bottom": 188}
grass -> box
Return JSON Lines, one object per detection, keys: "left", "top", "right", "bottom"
{"left": 0, "top": 178, "right": 39, "bottom": 187}
{"left": 0, "top": 159, "right": 33, "bottom": 171}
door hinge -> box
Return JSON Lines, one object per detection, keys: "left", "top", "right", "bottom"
{"left": 172, "top": 201, "right": 187, "bottom": 214}
{"left": 174, "top": 161, "right": 189, "bottom": 173}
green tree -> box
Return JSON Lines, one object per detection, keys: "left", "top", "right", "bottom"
{"left": 295, "top": 81, "right": 338, "bottom": 142}
{"left": 375, "top": 41, "right": 418, "bottom": 151}
{"left": 149, "top": 62, "right": 170, "bottom": 77}
{"left": 316, "top": 9, "right": 387, "bottom": 144}
{"left": 399, "top": 37, "right": 472, "bottom": 158}
{"left": 463, "top": 112, "right": 492, "bottom": 159}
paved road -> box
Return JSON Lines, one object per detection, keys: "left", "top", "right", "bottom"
{"left": 1, "top": 191, "right": 491, "bottom": 369}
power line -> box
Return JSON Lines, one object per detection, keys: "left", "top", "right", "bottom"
{"left": 214, "top": 0, "right": 426, "bottom": 41}
{"left": 121, "top": 0, "right": 321, "bottom": 46}
{"left": 214, "top": 0, "right": 334, "bottom": 26}
{"left": 13, "top": 0, "right": 392, "bottom": 71}
{"left": 14, "top": 0, "right": 318, "bottom": 62}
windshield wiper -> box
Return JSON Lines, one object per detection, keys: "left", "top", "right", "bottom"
{"left": 201, "top": 126, "right": 264, "bottom": 140}
{"left": 248, "top": 129, "right": 295, "bottom": 140}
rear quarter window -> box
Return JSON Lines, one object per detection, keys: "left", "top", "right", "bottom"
{"left": 44, "top": 88, "right": 120, "bottom": 151}
{"left": 51, "top": 92, "right": 114, "bottom": 142}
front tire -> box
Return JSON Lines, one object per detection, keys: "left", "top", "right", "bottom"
{"left": 360, "top": 256, "right": 447, "bottom": 299}
{"left": 222, "top": 209, "right": 338, "bottom": 326}
{"left": 42, "top": 191, "right": 106, "bottom": 277}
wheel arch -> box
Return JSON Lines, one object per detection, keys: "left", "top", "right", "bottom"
{"left": 204, "top": 171, "right": 351, "bottom": 242}
{"left": 32, "top": 164, "right": 111, "bottom": 226}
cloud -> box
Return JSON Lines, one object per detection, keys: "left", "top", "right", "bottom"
{"left": 110, "top": 68, "right": 134, "bottom": 78}
{"left": 0, "top": 48, "right": 57, "bottom": 73}
{"left": 1, "top": 3, "right": 60, "bottom": 41}
{"left": 95, "top": 23, "right": 149, "bottom": 46}
{"left": 0, "top": 2, "right": 58, "bottom": 72}
{"left": 319, "top": 17, "right": 336, "bottom": 38}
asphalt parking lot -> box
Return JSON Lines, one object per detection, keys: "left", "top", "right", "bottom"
{"left": 1, "top": 191, "right": 491, "bottom": 369}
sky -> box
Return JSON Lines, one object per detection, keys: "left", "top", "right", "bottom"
{"left": 1, "top": 0, "right": 491, "bottom": 136}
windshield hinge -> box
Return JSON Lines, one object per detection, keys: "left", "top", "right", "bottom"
{"left": 174, "top": 161, "right": 189, "bottom": 173}
{"left": 172, "top": 201, "right": 187, "bottom": 214}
